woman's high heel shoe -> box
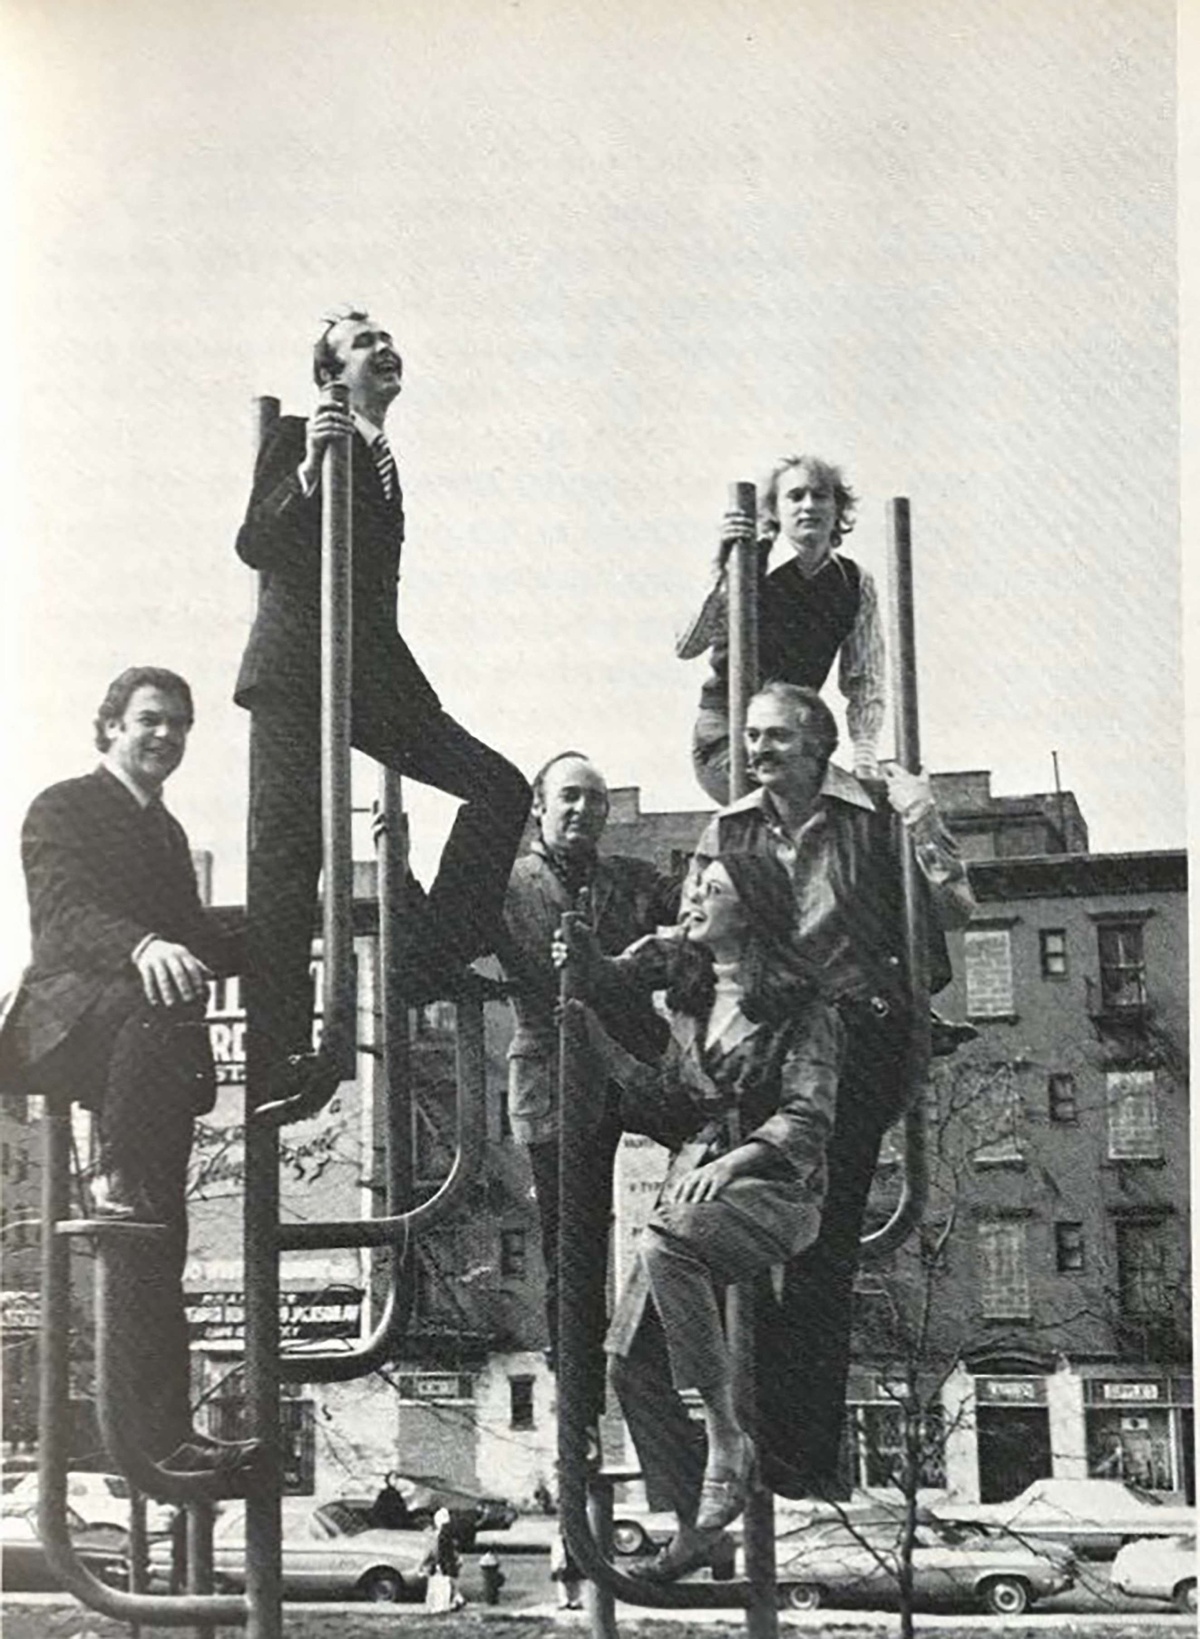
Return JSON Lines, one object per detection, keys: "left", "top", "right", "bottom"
{"left": 695, "top": 1432, "right": 756, "bottom": 1532}
{"left": 629, "top": 1527, "right": 735, "bottom": 1584}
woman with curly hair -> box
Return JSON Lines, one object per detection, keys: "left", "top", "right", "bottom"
{"left": 678, "top": 453, "right": 886, "bottom": 800}
{"left": 556, "top": 851, "right": 842, "bottom": 1582}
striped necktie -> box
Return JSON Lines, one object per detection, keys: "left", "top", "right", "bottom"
{"left": 371, "top": 432, "right": 399, "bottom": 501}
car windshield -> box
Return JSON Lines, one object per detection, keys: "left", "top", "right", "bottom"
{"left": 1122, "top": 1482, "right": 1161, "bottom": 1506}
{"left": 318, "top": 1501, "right": 374, "bottom": 1536}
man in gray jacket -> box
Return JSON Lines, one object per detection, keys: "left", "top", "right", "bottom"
{"left": 502, "top": 753, "right": 679, "bottom": 1445}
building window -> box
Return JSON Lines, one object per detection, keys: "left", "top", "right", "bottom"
{"left": 1039, "top": 929, "right": 1067, "bottom": 978}
{"left": 1097, "top": 922, "right": 1147, "bottom": 1013}
{"left": 1106, "top": 1071, "right": 1161, "bottom": 1161}
{"left": 1115, "top": 1219, "right": 1170, "bottom": 1318}
{"left": 499, "top": 1228, "right": 527, "bottom": 1279}
{"left": 850, "top": 1403, "right": 946, "bottom": 1490}
{"left": 977, "top": 1220, "right": 1030, "bottom": 1319}
{"left": 963, "top": 929, "right": 1015, "bottom": 1019}
{"left": 509, "top": 1375, "right": 535, "bottom": 1430}
{"left": 1048, "top": 1073, "right": 1078, "bottom": 1124}
{"left": 971, "top": 1074, "right": 1024, "bottom": 1165}
{"left": 1055, "top": 1222, "right": 1085, "bottom": 1272}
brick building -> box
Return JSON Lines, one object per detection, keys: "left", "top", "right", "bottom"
{"left": 3, "top": 772, "right": 1189, "bottom": 1513}
{"left": 601, "top": 773, "right": 1192, "bottom": 1507}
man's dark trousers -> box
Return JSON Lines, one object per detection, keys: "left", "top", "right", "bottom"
{"left": 247, "top": 692, "right": 530, "bottom": 1065}
{"left": 756, "top": 1001, "right": 905, "bottom": 1496}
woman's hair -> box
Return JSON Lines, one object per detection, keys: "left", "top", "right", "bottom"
{"left": 757, "top": 454, "right": 857, "bottom": 549}
{"left": 665, "top": 852, "right": 819, "bottom": 1025}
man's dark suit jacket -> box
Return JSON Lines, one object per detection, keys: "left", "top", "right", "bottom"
{"left": 0, "top": 768, "right": 236, "bottom": 1104}
{"left": 234, "top": 415, "right": 440, "bottom": 727}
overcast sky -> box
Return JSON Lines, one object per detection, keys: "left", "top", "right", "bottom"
{"left": 0, "top": 0, "right": 1185, "bottom": 975}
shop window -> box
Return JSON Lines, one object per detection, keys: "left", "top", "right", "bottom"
{"left": 1048, "top": 1073, "right": 1078, "bottom": 1124}
{"left": 849, "top": 1403, "right": 946, "bottom": 1490}
{"left": 1115, "top": 1219, "right": 1170, "bottom": 1318}
{"left": 1054, "top": 1222, "right": 1085, "bottom": 1272}
{"left": 1087, "top": 1408, "right": 1176, "bottom": 1492}
{"left": 1106, "top": 1071, "right": 1161, "bottom": 1161}
{"left": 1097, "top": 922, "right": 1147, "bottom": 1013}
{"left": 971, "top": 1074, "right": 1024, "bottom": 1166}
{"left": 963, "top": 929, "right": 1015, "bottom": 1019}
{"left": 977, "top": 1220, "right": 1030, "bottom": 1319}
{"left": 1039, "top": 929, "right": 1068, "bottom": 978}
{"left": 509, "top": 1375, "right": 535, "bottom": 1430}
{"left": 499, "top": 1227, "right": 527, "bottom": 1279}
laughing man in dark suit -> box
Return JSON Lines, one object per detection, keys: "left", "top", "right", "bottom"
{"left": 234, "top": 305, "right": 530, "bottom": 1078}
{"left": 2, "top": 667, "right": 258, "bottom": 1481}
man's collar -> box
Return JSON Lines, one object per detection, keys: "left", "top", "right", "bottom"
{"left": 353, "top": 410, "right": 387, "bottom": 445}
{"left": 718, "top": 760, "right": 875, "bottom": 820}
{"left": 98, "top": 758, "right": 156, "bottom": 809}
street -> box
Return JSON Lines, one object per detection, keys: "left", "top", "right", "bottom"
{"left": 1, "top": 1541, "right": 1192, "bottom": 1639}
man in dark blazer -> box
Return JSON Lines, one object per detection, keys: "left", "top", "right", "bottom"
{"left": 1, "top": 667, "right": 259, "bottom": 1481}
{"left": 234, "top": 305, "right": 530, "bottom": 1079}
{"left": 502, "top": 752, "right": 679, "bottom": 1446}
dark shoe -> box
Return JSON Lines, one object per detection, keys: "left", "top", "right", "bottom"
{"left": 158, "top": 1437, "right": 263, "bottom": 1477}
{"left": 930, "top": 1010, "right": 979, "bottom": 1057}
{"left": 630, "top": 1528, "right": 734, "bottom": 1585}
{"left": 90, "top": 1172, "right": 161, "bottom": 1224}
{"left": 695, "top": 1434, "right": 755, "bottom": 1532}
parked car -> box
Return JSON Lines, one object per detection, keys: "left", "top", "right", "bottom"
{"left": 2, "top": 1471, "right": 174, "bottom": 1536}
{"left": 934, "top": 1478, "right": 1196, "bottom": 1560}
{"left": 611, "top": 1494, "right": 880, "bottom": 1559}
{"left": 146, "top": 1497, "right": 429, "bottom": 1602}
{"left": 333, "top": 1475, "right": 517, "bottom": 1548}
{"left": 775, "top": 1513, "right": 1076, "bottom": 1614}
{"left": 1110, "top": 1533, "right": 1197, "bottom": 1613}
{"left": 0, "top": 1505, "right": 129, "bottom": 1592}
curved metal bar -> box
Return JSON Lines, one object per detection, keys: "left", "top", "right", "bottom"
{"left": 555, "top": 982, "right": 753, "bottom": 1612}
{"left": 254, "top": 383, "right": 357, "bottom": 1129}
{"left": 860, "top": 496, "right": 931, "bottom": 1259}
{"left": 278, "top": 770, "right": 416, "bottom": 1382}
{"left": 81, "top": 1235, "right": 263, "bottom": 1507}
{"left": 37, "top": 1103, "right": 247, "bottom": 1626}
{"left": 275, "top": 992, "right": 487, "bottom": 1252}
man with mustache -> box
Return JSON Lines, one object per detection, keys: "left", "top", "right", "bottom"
{"left": 234, "top": 307, "right": 530, "bottom": 1081}
{"left": 691, "top": 681, "right": 974, "bottom": 1499}
{"left": 501, "top": 752, "right": 679, "bottom": 1454}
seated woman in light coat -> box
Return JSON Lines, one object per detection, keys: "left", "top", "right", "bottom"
{"left": 556, "top": 851, "right": 842, "bottom": 1583}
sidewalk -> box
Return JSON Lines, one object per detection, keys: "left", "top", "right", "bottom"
{"left": 0, "top": 1596, "right": 1192, "bottom": 1639}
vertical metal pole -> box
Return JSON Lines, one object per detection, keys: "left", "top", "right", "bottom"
{"left": 244, "top": 807, "right": 282, "bottom": 1639}
{"left": 725, "top": 477, "right": 777, "bottom": 1639}
{"left": 377, "top": 767, "right": 415, "bottom": 1325}
{"left": 240, "top": 394, "right": 290, "bottom": 1639}
{"left": 887, "top": 497, "right": 929, "bottom": 1220}
{"left": 187, "top": 1503, "right": 215, "bottom": 1639}
{"left": 322, "top": 382, "right": 356, "bottom": 1080}
{"left": 127, "top": 1490, "right": 147, "bottom": 1634}
{"left": 584, "top": 1482, "right": 619, "bottom": 1639}
{"left": 37, "top": 1103, "right": 72, "bottom": 1576}
{"left": 726, "top": 481, "right": 759, "bottom": 799}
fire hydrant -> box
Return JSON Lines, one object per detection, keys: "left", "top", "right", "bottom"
{"left": 479, "top": 1548, "right": 505, "bottom": 1605}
